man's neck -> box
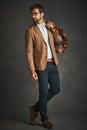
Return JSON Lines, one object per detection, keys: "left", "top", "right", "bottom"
{"left": 37, "top": 19, "right": 45, "bottom": 24}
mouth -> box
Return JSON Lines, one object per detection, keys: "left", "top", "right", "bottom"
{"left": 32, "top": 18, "right": 36, "bottom": 20}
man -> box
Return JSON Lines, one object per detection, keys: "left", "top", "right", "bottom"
{"left": 25, "top": 4, "right": 67, "bottom": 129}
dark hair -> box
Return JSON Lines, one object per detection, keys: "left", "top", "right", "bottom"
{"left": 30, "top": 4, "right": 44, "bottom": 13}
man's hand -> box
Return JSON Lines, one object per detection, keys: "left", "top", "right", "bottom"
{"left": 31, "top": 71, "right": 38, "bottom": 80}
{"left": 46, "top": 21, "right": 57, "bottom": 32}
{"left": 46, "top": 21, "right": 55, "bottom": 29}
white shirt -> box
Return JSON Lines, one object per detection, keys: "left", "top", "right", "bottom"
{"left": 37, "top": 23, "right": 53, "bottom": 59}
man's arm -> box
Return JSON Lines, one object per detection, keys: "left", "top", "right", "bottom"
{"left": 25, "top": 29, "right": 35, "bottom": 73}
{"left": 46, "top": 21, "right": 68, "bottom": 53}
{"left": 25, "top": 29, "right": 38, "bottom": 80}
{"left": 46, "top": 21, "right": 63, "bottom": 43}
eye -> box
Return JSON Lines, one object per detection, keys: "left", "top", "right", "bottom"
{"left": 30, "top": 13, "right": 40, "bottom": 16}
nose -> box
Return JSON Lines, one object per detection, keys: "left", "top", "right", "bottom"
{"left": 32, "top": 15, "right": 35, "bottom": 18}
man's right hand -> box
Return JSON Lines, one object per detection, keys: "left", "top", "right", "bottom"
{"left": 31, "top": 71, "right": 38, "bottom": 80}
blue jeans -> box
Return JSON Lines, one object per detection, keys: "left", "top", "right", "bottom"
{"left": 33, "top": 62, "right": 60, "bottom": 121}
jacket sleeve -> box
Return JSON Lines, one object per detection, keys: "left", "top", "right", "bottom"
{"left": 25, "top": 29, "right": 35, "bottom": 73}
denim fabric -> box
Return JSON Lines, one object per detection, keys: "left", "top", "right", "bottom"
{"left": 33, "top": 62, "right": 60, "bottom": 121}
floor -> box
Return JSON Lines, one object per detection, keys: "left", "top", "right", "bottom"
{"left": 0, "top": 112, "right": 87, "bottom": 130}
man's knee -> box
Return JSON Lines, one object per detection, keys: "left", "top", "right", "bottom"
{"left": 53, "top": 86, "right": 60, "bottom": 95}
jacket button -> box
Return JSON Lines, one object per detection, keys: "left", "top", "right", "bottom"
{"left": 45, "top": 56, "right": 47, "bottom": 58}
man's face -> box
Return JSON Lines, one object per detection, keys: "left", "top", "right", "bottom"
{"left": 30, "top": 8, "right": 44, "bottom": 23}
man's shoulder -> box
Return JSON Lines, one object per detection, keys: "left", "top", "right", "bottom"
{"left": 26, "top": 24, "right": 35, "bottom": 32}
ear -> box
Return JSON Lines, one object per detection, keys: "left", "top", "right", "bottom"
{"left": 41, "top": 12, "right": 44, "bottom": 17}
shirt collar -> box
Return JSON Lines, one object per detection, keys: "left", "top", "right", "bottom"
{"left": 37, "top": 22, "right": 45, "bottom": 27}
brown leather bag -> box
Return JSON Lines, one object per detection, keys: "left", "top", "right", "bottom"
{"left": 54, "top": 28, "right": 68, "bottom": 53}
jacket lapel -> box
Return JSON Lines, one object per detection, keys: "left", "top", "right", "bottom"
{"left": 34, "top": 25, "right": 46, "bottom": 43}
{"left": 47, "top": 29, "right": 54, "bottom": 48}
{"left": 34, "top": 24, "right": 54, "bottom": 48}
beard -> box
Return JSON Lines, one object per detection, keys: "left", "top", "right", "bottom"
{"left": 32, "top": 17, "right": 42, "bottom": 23}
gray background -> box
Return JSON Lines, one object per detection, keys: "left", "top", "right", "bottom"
{"left": 0, "top": 0, "right": 87, "bottom": 129}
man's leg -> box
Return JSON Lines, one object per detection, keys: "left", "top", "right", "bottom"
{"left": 34, "top": 69, "right": 49, "bottom": 121}
{"left": 34, "top": 64, "right": 54, "bottom": 128}
{"left": 48, "top": 62, "right": 60, "bottom": 101}
{"left": 30, "top": 62, "right": 59, "bottom": 128}
{"left": 33, "top": 63, "right": 60, "bottom": 115}
{"left": 29, "top": 69, "right": 48, "bottom": 125}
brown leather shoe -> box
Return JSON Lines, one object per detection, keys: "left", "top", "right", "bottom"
{"left": 29, "top": 106, "right": 38, "bottom": 125}
{"left": 42, "top": 120, "right": 53, "bottom": 129}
